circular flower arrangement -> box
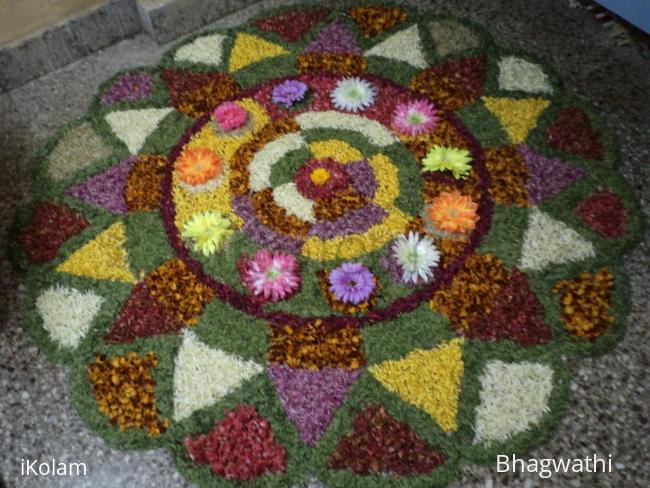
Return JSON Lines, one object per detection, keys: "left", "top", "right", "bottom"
{"left": 14, "top": 5, "right": 643, "bottom": 487}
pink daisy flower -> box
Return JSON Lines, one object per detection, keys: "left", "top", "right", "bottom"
{"left": 391, "top": 100, "right": 439, "bottom": 136}
{"left": 240, "top": 250, "right": 301, "bottom": 302}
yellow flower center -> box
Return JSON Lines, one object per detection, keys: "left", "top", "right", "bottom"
{"left": 310, "top": 167, "right": 331, "bottom": 185}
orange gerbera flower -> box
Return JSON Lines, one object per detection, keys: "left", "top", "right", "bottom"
{"left": 176, "top": 148, "right": 222, "bottom": 186}
{"left": 427, "top": 190, "right": 479, "bottom": 234}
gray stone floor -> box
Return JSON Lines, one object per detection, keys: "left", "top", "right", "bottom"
{"left": 1, "top": 0, "right": 649, "bottom": 487}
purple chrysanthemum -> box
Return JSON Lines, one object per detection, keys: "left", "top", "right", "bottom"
{"left": 272, "top": 80, "right": 308, "bottom": 108}
{"left": 100, "top": 73, "right": 155, "bottom": 106}
{"left": 329, "top": 262, "right": 376, "bottom": 304}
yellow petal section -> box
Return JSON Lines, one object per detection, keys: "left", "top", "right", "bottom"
{"left": 183, "top": 99, "right": 269, "bottom": 160}
{"left": 56, "top": 222, "right": 135, "bottom": 283}
{"left": 173, "top": 99, "right": 270, "bottom": 231}
{"left": 368, "top": 153, "right": 399, "bottom": 207}
{"left": 482, "top": 97, "right": 550, "bottom": 143}
{"left": 309, "top": 140, "right": 363, "bottom": 163}
{"left": 301, "top": 211, "right": 408, "bottom": 260}
{"left": 369, "top": 338, "right": 464, "bottom": 432}
{"left": 228, "top": 33, "right": 289, "bottom": 72}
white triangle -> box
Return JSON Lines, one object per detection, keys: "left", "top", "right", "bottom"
{"left": 497, "top": 56, "right": 553, "bottom": 94}
{"left": 105, "top": 107, "right": 173, "bottom": 154}
{"left": 174, "top": 33, "right": 227, "bottom": 66}
{"left": 173, "top": 331, "right": 263, "bottom": 421}
{"left": 36, "top": 285, "right": 104, "bottom": 349}
{"left": 473, "top": 360, "right": 554, "bottom": 445}
{"left": 519, "top": 207, "right": 595, "bottom": 271}
{"left": 365, "top": 25, "right": 428, "bottom": 69}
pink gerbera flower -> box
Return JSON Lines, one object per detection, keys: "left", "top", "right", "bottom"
{"left": 391, "top": 100, "right": 439, "bottom": 136}
{"left": 240, "top": 250, "right": 301, "bottom": 302}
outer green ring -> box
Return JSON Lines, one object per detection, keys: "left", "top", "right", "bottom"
{"left": 10, "top": 3, "right": 643, "bottom": 487}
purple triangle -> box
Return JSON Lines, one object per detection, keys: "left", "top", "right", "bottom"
{"left": 67, "top": 157, "right": 136, "bottom": 213}
{"left": 268, "top": 365, "right": 361, "bottom": 445}
{"left": 518, "top": 145, "right": 586, "bottom": 204}
{"left": 303, "top": 21, "right": 362, "bottom": 55}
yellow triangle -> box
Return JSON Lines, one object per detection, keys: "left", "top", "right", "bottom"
{"left": 228, "top": 33, "right": 289, "bottom": 72}
{"left": 57, "top": 222, "right": 136, "bottom": 283}
{"left": 369, "top": 338, "right": 464, "bottom": 432}
{"left": 482, "top": 97, "right": 550, "bottom": 143}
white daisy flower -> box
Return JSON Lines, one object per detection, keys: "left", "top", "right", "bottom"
{"left": 330, "top": 77, "right": 377, "bottom": 112}
{"left": 392, "top": 231, "right": 440, "bottom": 284}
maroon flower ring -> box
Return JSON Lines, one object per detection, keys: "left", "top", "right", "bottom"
{"left": 295, "top": 158, "right": 350, "bottom": 200}
{"left": 160, "top": 74, "right": 493, "bottom": 327}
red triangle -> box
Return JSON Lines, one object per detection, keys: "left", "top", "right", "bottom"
{"left": 547, "top": 107, "right": 604, "bottom": 160}
{"left": 162, "top": 69, "right": 241, "bottom": 118}
{"left": 328, "top": 405, "right": 446, "bottom": 475}
{"left": 254, "top": 8, "right": 329, "bottom": 42}
{"left": 575, "top": 189, "right": 628, "bottom": 238}
{"left": 184, "top": 405, "right": 287, "bottom": 480}
{"left": 18, "top": 202, "right": 89, "bottom": 264}
{"left": 466, "top": 269, "right": 552, "bottom": 345}
{"left": 411, "top": 56, "right": 487, "bottom": 111}
{"left": 106, "top": 282, "right": 183, "bottom": 343}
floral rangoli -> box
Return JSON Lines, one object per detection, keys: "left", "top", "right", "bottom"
{"left": 14, "top": 4, "right": 643, "bottom": 487}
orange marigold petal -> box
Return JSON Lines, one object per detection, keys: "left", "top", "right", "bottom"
{"left": 427, "top": 190, "right": 479, "bottom": 234}
{"left": 176, "top": 148, "right": 222, "bottom": 186}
